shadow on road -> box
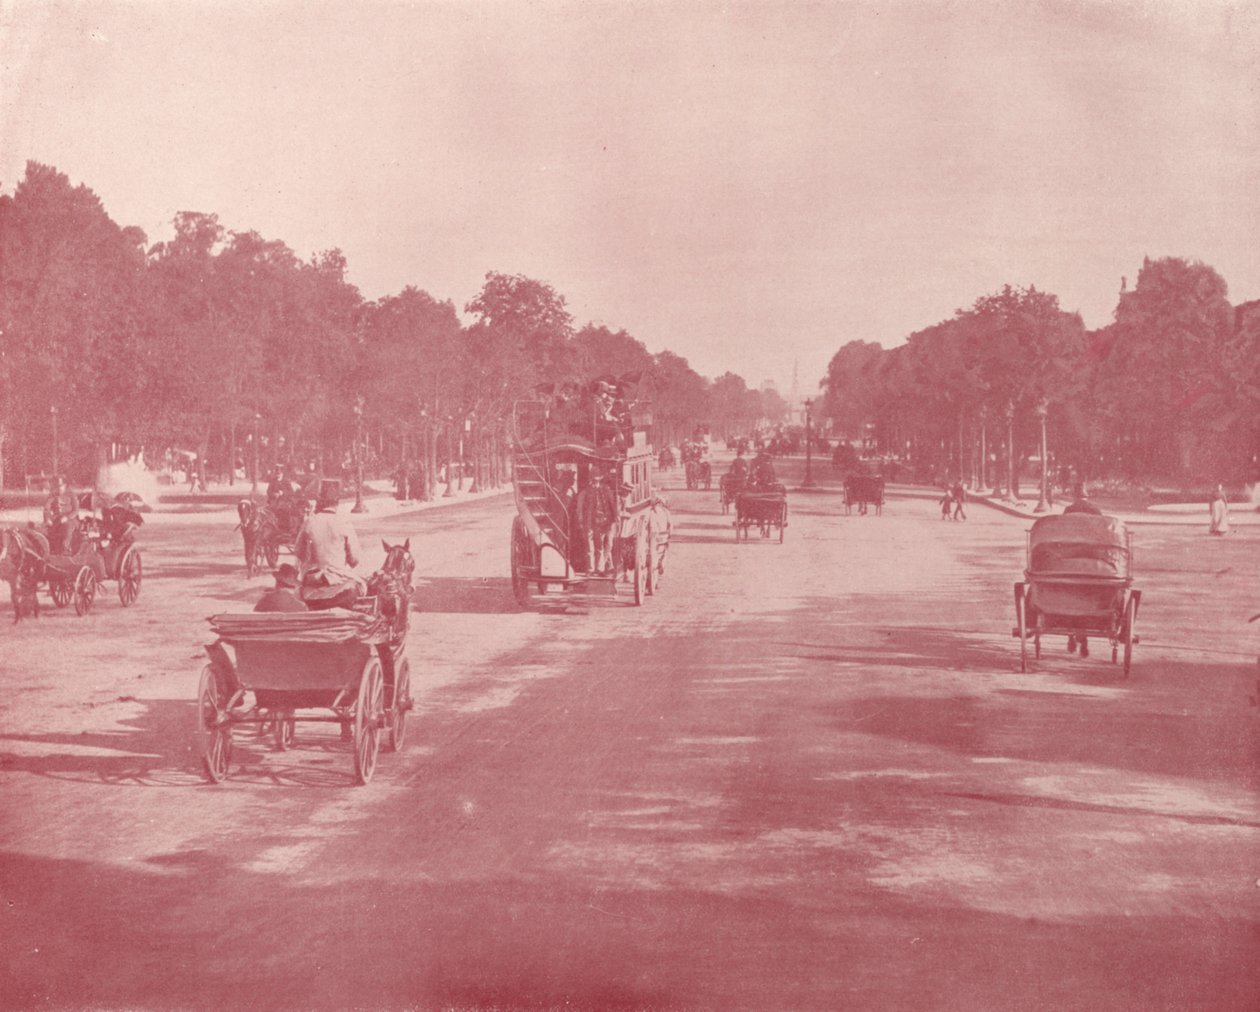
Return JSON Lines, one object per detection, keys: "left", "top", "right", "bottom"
{"left": 415, "top": 577, "right": 525, "bottom": 614}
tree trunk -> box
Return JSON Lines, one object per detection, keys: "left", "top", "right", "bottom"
{"left": 228, "top": 423, "right": 237, "bottom": 487}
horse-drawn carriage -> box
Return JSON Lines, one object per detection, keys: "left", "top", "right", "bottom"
{"left": 1013, "top": 513, "right": 1141, "bottom": 676}
{"left": 684, "top": 458, "right": 712, "bottom": 491}
{"left": 509, "top": 398, "right": 670, "bottom": 607}
{"left": 197, "top": 542, "right": 414, "bottom": 785}
{"left": 237, "top": 493, "right": 308, "bottom": 577}
{"left": 0, "top": 492, "right": 143, "bottom": 618}
{"left": 734, "top": 483, "right": 788, "bottom": 542}
{"left": 719, "top": 472, "right": 740, "bottom": 514}
{"left": 843, "top": 474, "right": 885, "bottom": 515}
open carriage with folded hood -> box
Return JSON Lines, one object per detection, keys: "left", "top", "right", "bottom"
{"left": 509, "top": 378, "right": 671, "bottom": 607}
{"left": 1013, "top": 512, "right": 1141, "bottom": 676}
{"left": 198, "top": 602, "right": 411, "bottom": 786}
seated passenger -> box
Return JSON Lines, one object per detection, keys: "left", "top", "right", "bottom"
{"left": 43, "top": 476, "right": 80, "bottom": 556}
{"left": 254, "top": 563, "right": 309, "bottom": 613}
{"left": 749, "top": 450, "right": 777, "bottom": 489}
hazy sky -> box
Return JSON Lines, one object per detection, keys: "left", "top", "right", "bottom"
{"left": 3, "top": 0, "right": 1258, "bottom": 395}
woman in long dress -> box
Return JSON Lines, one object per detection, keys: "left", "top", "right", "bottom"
{"left": 1209, "top": 483, "right": 1230, "bottom": 535}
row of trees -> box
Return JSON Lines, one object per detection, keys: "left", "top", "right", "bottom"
{"left": 821, "top": 261, "right": 1260, "bottom": 491}
{"left": 0, "top": 162, "right": 786, "bottom": 495}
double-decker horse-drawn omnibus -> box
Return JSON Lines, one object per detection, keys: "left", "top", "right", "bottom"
{"left": 509, "top": 392, "right": 670, "bottom": 607}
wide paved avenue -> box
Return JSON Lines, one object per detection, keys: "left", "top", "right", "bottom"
{"left": 2, "top": 466, "right": 1258, "bottom": 1010}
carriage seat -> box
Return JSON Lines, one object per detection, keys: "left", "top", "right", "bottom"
{"left": 299, "top": 573, "right": 363, "bottom": 611}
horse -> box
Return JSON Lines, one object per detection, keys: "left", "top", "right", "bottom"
{"left": 236, "top": 499, "right": 281, "bottom": 577}
{"left": 0, "top": 528, "right": 46, "bottom": 623}
{"left": 367, "top": 539, "right": 415, "bottom": 639}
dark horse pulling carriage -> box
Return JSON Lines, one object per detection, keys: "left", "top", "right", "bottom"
{"left": 684, "top": 457, "right": 712, "bottom": 491}
{"left": 734, "top": 482, "right": 788, "bottom": 542}
{"left": 197, "top": 540, "right": 414, "bottom": 785}
{"left": 843, "top": 474, "right": 885, "bottom": 515}
{"left": 510, "top": 396, "right": 670, "bottom": 607}
{"left": 1013, "top": 513, "right": 1141, "bottom": 676}
{"left": 0, "top": 493, "right": 143, "bottom": 619}
{"left": 236, "top": 492, "right": 308, "bottom": 577}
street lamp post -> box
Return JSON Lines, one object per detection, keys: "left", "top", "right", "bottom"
{"left": 1034, "top": 400, "right": 1049, "bottom": 513}
{"left": 352, "top": 396, "right": 367, "bottom": 513}
{"left": 50, "top": 405, "right": 58, "bottom": 479}
{"left": 467, "top": 414, "right": 480, "bottom": 494}
{"left": 251, "top": 412, "right": 260, "bottom": 494}
{"left": 443, "top": 416, "right": 454, "bottom": 497}
{"left": 802, "top": 398, "right": 817, "bottom": 488}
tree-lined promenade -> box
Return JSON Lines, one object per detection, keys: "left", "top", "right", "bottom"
{"left": 822, "top": 264, "right": 1260, "bottom": 493}
{"left": 0, "top": 162, "right": 786, "bottom": 494}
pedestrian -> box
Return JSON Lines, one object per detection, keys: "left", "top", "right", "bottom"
{"left": 1208, "top": 483, "right": 1230, "bottom": 535}
{"left": 951, "top": 481, "right": 967, "bottom": 521}
{"left": 940, "top": 486, "right": 953, "bottom": 520}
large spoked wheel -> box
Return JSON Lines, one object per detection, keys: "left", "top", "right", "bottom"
{"left": 510, "top": 518, "right": 532, "bottom": 607}
{"left": 117, "top": 546, "right": 142, "bottom": 606}
{"left": 263, "top": 540, "right": 280, "bottom": 570}
{"left": 196, "top": 665, "right": 234, "bottom": 783}
{"left": 50, "top": 579, "right": 71, "bottom": 608}
{"left": 272, "top": 710, "right": 296, "bottom": 751}
{"left": 388, "top": 658, "right": 411, "bottom": 753}
{"left": 1122, "top": 592, "right": 1138, "bottom": 678}
{"left": 779, "top": 504, "right": 787, "bottom": 543}
{"left": 352, "top": 657, "right": 384, "bottom": 785}
{"left": 1015, "top": 582, "right": 1028, "bottom": 673}
{"left": 73, "top": 566, "right": 97, "bottom": 616}
{"left": 633, "top": 528, "right": 648, "bottom": 605}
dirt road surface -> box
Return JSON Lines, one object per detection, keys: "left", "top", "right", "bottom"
{"left": 2, "top": 465, "right": 1258, "bottom": 1010}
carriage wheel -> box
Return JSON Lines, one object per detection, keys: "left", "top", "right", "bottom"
{"left": 1014, "top": 582, "right": 1028, "bottom": 673}
{"left": 50, "top": 579, "right": 71, "bottom": 608}
{"left": 118, "top": 547, "right": 142, "bottom": 606}
{"left": 633, "top": 528, "right": 648, "bottom": 606}
{"left": 1122, "top": 593, "right": 1138, "bottom": 678}
{"left": 510, "top": 518, "right": 532, "bottom": 607}
{"left": 196, "top": 665, "right": 233, "bottom": 783}
{"left": 352, "top": 657, "right": 384, "bottom": 784}
{"left": 778, "top": 506, "right": 787, "bottom": 543}
{"left": 272, "top": 710, "right": 296, "bottom": 751}
{"left": 388, "top": 658, "right": 411, "bottom": 753}
{"left": 263, "top": 540, "right": 280, "bottom": 570}
{"left": 1035, "top": 634, "right": 1042, "bottom": 659}
{"left": 73, "top": 566, "right": 97, "bottom": 616}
